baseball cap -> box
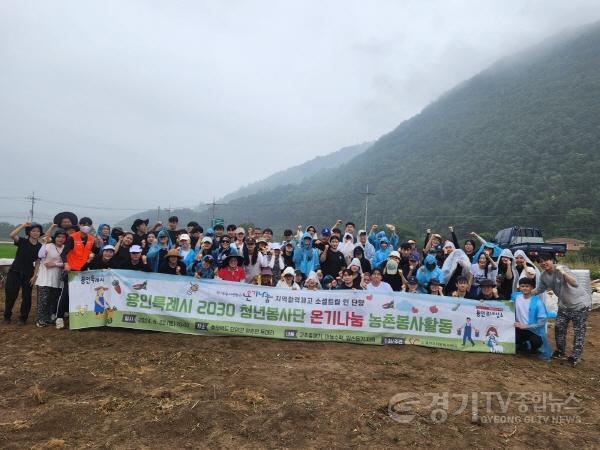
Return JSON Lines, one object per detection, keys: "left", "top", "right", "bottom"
{"left": 321, "top": 227, "right": 332, "bottom": 236}
{"left": 102, "top": 245, "right": 115, "bottom": 252}
{"left": 385, "top": 259, "right": 399, "bottom": 275}
{"left": 201, "top": 237, "right": 213, "bottom": 244}
{"left": 407, "top": 276, "right": 418, "bottom": 284}
{"left": 129, "top": 245, "right": 143, "bottom": 253}
{"left": 282, "top": 267, "right": 295, "bottom": 277}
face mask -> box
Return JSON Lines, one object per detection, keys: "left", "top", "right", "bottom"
{"left": 80, "top": 226, "right": 91, "bottom": 234}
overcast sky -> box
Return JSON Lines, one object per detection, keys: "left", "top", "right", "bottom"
{"left": 1, "top": 0, "right": 599, "bottom": 225}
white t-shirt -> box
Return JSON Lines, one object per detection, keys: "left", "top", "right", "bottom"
{"left": 515, "top": 294, "right": 531, "bottom": 325}
{"left": 367, "top": 281, "right": 393, "bottom": 293}
{"left": 470, "top": 263, "right": 497, "bottom": 287}
{"left": 36, "top": 243, "right": 65, "bottom": 288}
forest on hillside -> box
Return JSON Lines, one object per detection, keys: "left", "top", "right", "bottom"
{"left": 187, "top": 22, "right": 600, "bottom": 240}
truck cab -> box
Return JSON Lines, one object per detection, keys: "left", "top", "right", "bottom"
{"left": 494, "top": 226, "right": 566, "bottom": 259}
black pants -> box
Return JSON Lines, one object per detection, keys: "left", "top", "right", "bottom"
{"left": 4, "top": 270, "right": 34, "bottom": 322}
{"left": 516, "top": 328, "right": 542, "bottom": 353}
{"left": 56, "top": 272, "right": 70, "bottom": 319}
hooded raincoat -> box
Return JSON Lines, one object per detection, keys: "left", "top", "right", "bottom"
{"left": 495, "top": 248, "right": 515, "bottom": 299}
{"left": 511, "top": 292, "right": 552, "bottom": 360}
{"left": 368, "top": 230, "right": 399, "bottom": 252}
{"left": 293, "top": 233, "right": 320, "bottom": 276}
{"left": 96, "top": 223, "right": 117, "bottom": 247}
{"left": 146, "top": 229, "right": 174, "bottom": 273}
{"left": 372, "top": 237, "right": 392, "bottom": 269}
{"left": 511, "top": 250, "right": 540, "bottom": 292}
{"left": 416, "top": 255, "right": 445, "bottom": 293}
{"left": 471, "top": 241, "right": 502, "bottom": 263}
{"left": 441, "top": 249, "right": 471, "bottom": 295}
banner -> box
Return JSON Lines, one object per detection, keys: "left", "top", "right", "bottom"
{"left": 68, "top": 270, "right": 515, "bottom": 353}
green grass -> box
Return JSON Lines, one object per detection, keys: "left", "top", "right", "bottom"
{"left": 561, "top": 253, "right": 600, "bottom": 280}
{"left": 0, "top": 243, "right": 16, "bottom": 259}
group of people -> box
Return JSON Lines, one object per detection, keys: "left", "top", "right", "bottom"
{"left": 2, "top": 212, "right": 592, "bottom": 366}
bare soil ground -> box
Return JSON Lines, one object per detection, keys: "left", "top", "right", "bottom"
{"left": 0, "top": 291, "right": 599, "bottom": 449}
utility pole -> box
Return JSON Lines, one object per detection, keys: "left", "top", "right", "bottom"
{"left": 26, "top": 191, "right": 38, "bottom": 222}
{"left": 157, "top": 206, "right": 161, "bottom": 222}
{"left": 205, "top": 198, "right": 226, "bottom": 225}
{"left": 362, "top": 185, "right": 375, "bottom": 231}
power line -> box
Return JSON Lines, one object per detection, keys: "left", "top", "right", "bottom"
{"left": 0, "top": 196, "right": 27, "bottom": 201}
{"left": 35, "top": 198, "right": 163, "bottom": 211}
{"left": 0, "top": 196, "right": 194, "bottom": 213}
{"left": 1, "top": 193, "right": 600, "bottom": 226}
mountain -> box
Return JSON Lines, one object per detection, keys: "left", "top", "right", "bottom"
{"left": 196, "top": 22, "right": 600, "bottom": 239}
{"left": 118, "top": 142, "right": 372, "bottom": 228}
{"left": 218, "top": 142, "right": 372, "bottom": 203}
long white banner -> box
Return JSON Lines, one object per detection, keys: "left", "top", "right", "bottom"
{"left": 69, "top": 270, "right": 516, "bottom": 353}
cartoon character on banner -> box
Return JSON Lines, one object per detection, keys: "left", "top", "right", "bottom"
{"left": 94, "top": 286, "right": 109, "bottom": 317}
{"left": 457, "top": 317, "right": 479, "bottom": 347}
{"left": 94, "top": 286, "right": 116, "bottom": 324}
{"left": 187, "top": 282, "right": 200, "bottom": 295}
{"left": 485, "top": 326, "right": 503, "bottom": 353}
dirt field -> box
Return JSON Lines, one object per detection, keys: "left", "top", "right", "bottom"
{"left": 1, "top": 291, "right": 599, "bottom": 450}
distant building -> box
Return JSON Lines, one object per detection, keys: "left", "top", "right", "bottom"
{"left": 546, "top": 238, "right": 587, "bottom": 252}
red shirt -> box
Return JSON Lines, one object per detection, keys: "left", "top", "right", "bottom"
{"left": 217, "top": 266, "right": 246, "bottom": 282}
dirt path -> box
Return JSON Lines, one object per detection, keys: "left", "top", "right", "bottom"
{"left": 1, "top": 293, "right": 599, "bottom": 449}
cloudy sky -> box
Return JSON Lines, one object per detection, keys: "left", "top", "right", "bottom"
{"left": 1, "top": 0, "right": 599, "bottom": 224}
